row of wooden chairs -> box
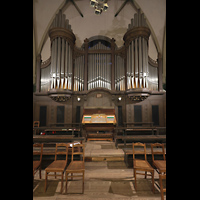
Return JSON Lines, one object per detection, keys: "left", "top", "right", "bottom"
{"left": 33, "top": 143, "right": 85, "bottom": 194}
{"left": 132, "top": 142, "right": 166, "bottom": 200}
{"left": 33, "top": 142, "right": 166, "bottom": 197}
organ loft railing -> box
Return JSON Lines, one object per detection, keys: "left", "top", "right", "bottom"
{"left": 38, "top": 9, "right": 161, "bottom": 102}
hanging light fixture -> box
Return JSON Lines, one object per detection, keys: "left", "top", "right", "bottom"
{"left": 90, "top": 0, "right": 109, "bottom": 15}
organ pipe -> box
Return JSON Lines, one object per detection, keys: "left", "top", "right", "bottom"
{"left": 123, "top": 9, "right": 151, "bottom": 90}
{"left": 61, "top": 38, "right": 65, "bottom": 88}
{"left": 56, "top": 37, "right": 61, "bottom": 89}
{"left": 48, "top": 9, "right": 75, "bottom": 91}
{"left": 41, "top": 9, "right": 159, "bottom": 96}
{"left": 74, "top": 54, "right": 84, "bottom": 91}
{"left": 131, "top": 40, "right": 134, "bottom": 88}
{"left": 114, "top": 54, "right": 125, "bottom": 91}
{"left": 138, "top": 37, "right": 142, "bottom": 88}
{"left": 135, "top": 39, "right": 138, "bottom": 88}
{"left": 86, "top": 41, "right": 112, "bottom": 90}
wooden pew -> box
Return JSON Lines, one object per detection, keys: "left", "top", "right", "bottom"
{"left": 115, "top": 135, "right": 166, "bottom": 148}
{"left": 44, "top": 128, "right": 81, "bottom": 137}
{"left": 33, "top": 135, "right": 84, "bottom": 143}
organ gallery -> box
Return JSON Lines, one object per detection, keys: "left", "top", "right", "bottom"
{"left": 33, "top": 3, "right": 166, "bottom": 136}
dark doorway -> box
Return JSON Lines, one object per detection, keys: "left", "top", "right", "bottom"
{"left": 39, "top": 106, "right": 47, "bottom": 127}
{"left": 118, "top": 106, "right": 123, "bottom": 126}
{"left": 134, "top": 105, "right": 142, "bottom": 126}
{"left": 57, "top": 106, "right": 65, "bottom": 127}
{"left": 152, "top": 105, "right": 159, "bottom": 126}
{"left": 76, "top": 106, "right": 81, "bottom": 123}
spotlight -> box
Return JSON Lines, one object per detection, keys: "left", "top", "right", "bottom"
{"left": 90, "top": 0, "right": 109, "bottom": 15}
{"left": 118, "top": 97, "right": 122, "bottom": 101}
{"left": 103, "top": 3, "right": 108, "bottom": 11}
{"left": 90, "top": 0, "right": 97, "bottom": 7}
{"left": 95, "top": 8, "right": 102, "bottom": 15}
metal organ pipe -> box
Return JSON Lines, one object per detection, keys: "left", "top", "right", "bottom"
{"left": 49, "top": 10, "right": 75, "bottom": 91}
{"left": 138, "top": 37, "right": 142, "bottom": 88}
{"left": 64, "top": 42, "right": 68, "bottom": 89}
{"left": 56, "top": 37, "right": 61, "bottom": 89}
{"left": 68, "top": 46, "right": 72, "bottom": 90}
{"left": 126, "top": 37, "right": 149, "bottom": 89}
{"left": 131, "top": 40, "right": 135, "bottom": 88}
{"left": 114, "top": 54, "right": 125, "bottom": 91}
{"left": 61, "top": 38, "right": 65, "bottom": 89}
{"left": 135, "top": 38, "right": 138, "bottom": 88}
{"left": 53, "top": 38, "right": 58, "bottom": 89}
{"left": 50, "top": 40, "right": 55, "bottom": 89}
{"left": 124, "top": 10, "right": 151, "bottom": 90}
{"left": 92, "top": 50, "right": 95, "bottom": 88}
{"left": 145, "top": 40, "right": 149, "bottom": 88}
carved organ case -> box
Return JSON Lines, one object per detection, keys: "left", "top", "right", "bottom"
{"left": 35, "top": 9, "right": 166, "bottom": 130}
{"left": 39, "top": 9, "right": 160, "bottom": 101}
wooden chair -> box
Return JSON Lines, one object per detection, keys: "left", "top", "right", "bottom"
{"left": 151, "top": 143, "right": 166, "bottom": 174}
{"left": 65, "top": 143, "right": 85, "bottom": 194}
{"left": 33, "top": 121, "right": 40, "bottom": 127}
{"left": 33, "top": 143, "right": 43, "bottom": 183}
{"left": 33, "top": 121, "right": 40, "bottom": 135}
{"left": 132, "top": 142, "right": 155, "bottom": 193}
{"left": 159, "top": 174, "right": 166, "bottom": 200}
{"left": 45, "top": 143, "right": 69, "bottom": 193}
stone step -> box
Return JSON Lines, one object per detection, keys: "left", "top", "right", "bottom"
{"left": 85, "top": 141, "right": 124, "bottom": 161}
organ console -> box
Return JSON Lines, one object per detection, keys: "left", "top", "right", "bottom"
{"left": 82, "top": 108, "right": 116, "bottom": 141}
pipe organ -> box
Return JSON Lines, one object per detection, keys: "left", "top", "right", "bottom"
{"left": 115, "top": 54, "right": 125, "bottom": 91}
{"left": 41, "top": 59, "right": 51, "bottom": 92}
{"left": 124, "top": 10, "right": 150, "bottom": 90}
{"left": 39, "top": 9, "right": 161, "bottom": 102}
{"left": 74, "top": 54, "right": 85, "bottom": 91}
{"left": 48, "top": 10, "right": 75, "bottom": 91}
{"left": 34, "top": 9, "right": 166, "bottom": 135}
{"left": 148, "top": 56, "right": 158, "bottom": 91}
{"left": 88, "top": 41, "right": 111, "bottom": 90}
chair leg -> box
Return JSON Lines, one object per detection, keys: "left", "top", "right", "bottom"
{"left": 134, "top": 169, "right": 137, "bottom": 191}
{"left": 39, "top": 166, "right": 42, "bottom": 179}
{"left": 152, "top": 170, "right": 155, "bottom": 193}
{"left": 145, "top": 171, "right": 147, "bottom": 179}
{"left": 61, "top": 172, "right": 63, "bottom": 194}
{"left": 66, "top": 172, "right": 68, "bottom": 194}
{"left": 45, "top": 171, "right": 47, "bottom": 192}
{"left": 159, "top": 174, "right": 164, "bottom": 200}
{"left": 82, "top": 172, "right": 84, "bottom": 194}
{"left": 55, "top": 172, "right": 56, "bottom": 179}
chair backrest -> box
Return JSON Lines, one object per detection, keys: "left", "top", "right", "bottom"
{"left": 151, "top": 143, "right": 165, "bottom": 161}
{"left": 55, "top": 143, "right": 69, "bottom": 164}
{"left": 33, "top": 143, "right": 43, "bottom": 163}
{"left": 71, "top": 143, "right": 85, "bottom": 162}
{"left": 33, "top": 121, "right": 40, "bottom": 127}
{"left": 132, "top": 142, "right": 147, "bottom": 160}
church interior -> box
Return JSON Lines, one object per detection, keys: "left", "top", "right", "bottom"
{"left": 33, "top": 0, "right": 166, "bottom": 199}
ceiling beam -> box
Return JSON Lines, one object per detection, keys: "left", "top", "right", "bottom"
{"left": 70, "top": 0, "right": 84, "bottom": 17}
{"left": 114, "top": 0, "right": 130, "bottom": 17}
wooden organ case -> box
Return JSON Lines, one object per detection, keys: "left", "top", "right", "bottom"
{"left": 82, "top": 108, "right": 117, "bottom": 141}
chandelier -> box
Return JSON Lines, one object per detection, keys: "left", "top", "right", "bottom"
{"left": 90, "top": 0, "right": 109, "bottom": 15}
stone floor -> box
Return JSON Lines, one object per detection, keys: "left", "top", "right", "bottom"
{"left": 33, "top": 141, "right": 166, "bottom": 200}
